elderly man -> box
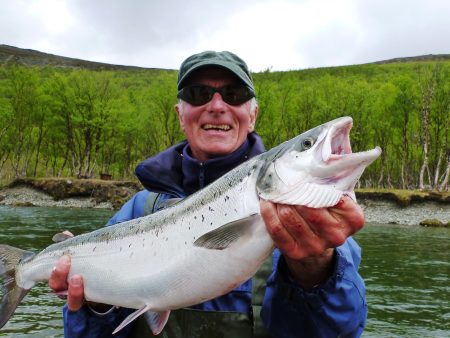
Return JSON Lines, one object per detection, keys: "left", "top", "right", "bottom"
{"left": 50, "top": 51, "right": 367, "bottom": 337}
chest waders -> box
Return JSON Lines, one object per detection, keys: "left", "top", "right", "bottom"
{"left": 129, "top": 193, "right": 272, "bottom": 338}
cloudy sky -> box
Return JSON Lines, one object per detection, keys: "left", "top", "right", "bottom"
{"left": 1, "top": 0, "right": 449, "bottom": 72}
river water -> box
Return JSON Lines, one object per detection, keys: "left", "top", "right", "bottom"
{"left": 0, "top": 205, "right": 448, "bottom": 337}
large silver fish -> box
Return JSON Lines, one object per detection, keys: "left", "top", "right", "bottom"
{"left": 0, "top": 116, "right": 381, "bottom": 334}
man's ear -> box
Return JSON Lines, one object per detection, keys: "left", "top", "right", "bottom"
{"left": 248, "top": 105, "right": 259, "bottom": 132}
{"left": 175, "top": 103, "right": 185, "bottom": 131}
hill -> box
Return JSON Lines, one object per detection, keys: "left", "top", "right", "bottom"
{"left": 1, "top": 44, "right": 449, "bottom": 70}
{"left": 0, "top": 44, "right": 169, "bottom": 71}
{"left": 373, "top": 54, "right": 450, "bottom": 64}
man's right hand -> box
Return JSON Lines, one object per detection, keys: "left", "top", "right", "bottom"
{"left": 48, "top": 255, "right": 85, "bottom": 311}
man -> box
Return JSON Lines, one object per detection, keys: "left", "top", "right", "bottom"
{"left": 49, "top": 51, "right": 367, "bottom": 337}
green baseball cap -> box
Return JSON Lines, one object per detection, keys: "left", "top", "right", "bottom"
{"left": 177, "top": 51, "right": 254, "bottom": 91}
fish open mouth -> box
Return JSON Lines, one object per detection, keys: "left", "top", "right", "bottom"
{"left": 321, "top": 117, "right": 353, "bottom": 162}
{"left": 318, "top": 116, "right": 381, "bottom": 173}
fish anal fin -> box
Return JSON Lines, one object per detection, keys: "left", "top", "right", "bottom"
{"left": 112, "top": 305, "right": 151, "bottom": 335}
{"left": 143, "top": 310, "right": 171, "bottom": 335}
{"left": 194, "top": 214, "right": 259, "bottom": 250}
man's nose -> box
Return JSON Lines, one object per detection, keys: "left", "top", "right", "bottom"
{"left": 208, "top": 92, "right": 226, "bottom": 112}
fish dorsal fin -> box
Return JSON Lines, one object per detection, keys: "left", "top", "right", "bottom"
{"left": 112, "top": 305, "right": 151, "bottom": 335}
{"left": 194, "top": 214, "right": 259, "bottom": 250}
{"left": 52, "top": 231, "right": 74, "bottom": 243}
{"left": 143, "top": 310, "right": 171, "bottom": 335}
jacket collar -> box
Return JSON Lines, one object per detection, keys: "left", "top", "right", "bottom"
{"left": 135, "top": 132, "right": 265, "bottom": 197}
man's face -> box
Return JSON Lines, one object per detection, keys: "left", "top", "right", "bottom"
{"left": 176, "top": 68, "right": 258, "bottom": 162}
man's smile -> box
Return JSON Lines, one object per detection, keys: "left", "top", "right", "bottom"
{"left": 202, "top": 124, "right": 232, "bottom": 131}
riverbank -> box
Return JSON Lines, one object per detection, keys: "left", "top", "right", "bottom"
{"left": 0, "top": 177, "right": 142, "bottom": 209}
{"left": 0, "top": 178, "right": 449, "bottom": 226}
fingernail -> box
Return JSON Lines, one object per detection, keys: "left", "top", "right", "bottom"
{"left": 70, "top": 276, "right": 81, "bottom": 286}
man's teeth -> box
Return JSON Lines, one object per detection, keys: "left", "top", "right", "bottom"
{"left": 203, "top": 124, "right": 231, "bottom": 131}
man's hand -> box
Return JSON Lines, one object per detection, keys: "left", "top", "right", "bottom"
{"left": 260, "top": 196, "right": 365, "bottom": 288}
{"left": 48, "top": 255, "right": 85, "bottom": 311}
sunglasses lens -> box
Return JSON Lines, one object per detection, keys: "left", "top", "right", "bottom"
{"left": 179, "top": 86, "right": 212, "bottom": 105}
{"left": 178, "top": 85, "right": 254, "bottom": 106}
{"left": 221, "top": 86, "right": 253, "bottom": 105}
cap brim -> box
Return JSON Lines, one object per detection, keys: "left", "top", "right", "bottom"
{"left": 178, "top": 61, "right": 254, "bottom": 90}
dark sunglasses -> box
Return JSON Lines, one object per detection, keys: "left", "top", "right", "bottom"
{"left": 177, "top": 85, "right": 255, "bottom": 106}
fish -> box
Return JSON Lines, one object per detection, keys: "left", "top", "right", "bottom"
{"left": 0, "top": 116, "right": 381, "bottom": 335}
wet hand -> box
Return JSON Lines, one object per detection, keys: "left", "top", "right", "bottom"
{"left": 48, "top": 255, "right": 85, "bottom": 311}
{"left": 260, "top": 196, "right": 365, "bottom": 287}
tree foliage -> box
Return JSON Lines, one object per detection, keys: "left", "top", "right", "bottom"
{"left": 0, "top": 61, "right": 448, "bottom": 190}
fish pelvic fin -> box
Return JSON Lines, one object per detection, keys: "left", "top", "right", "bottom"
{"left": 112, "top": 305, "right": 170, "bottom": 335}
{"left": 144, "top": 310, "right": 171, "bottom": 335}
{"left": 194, "top": 214, "right": 259, "bottom": 250}
{"left": 0, "top": 245, "right": 34, "bottom": 329}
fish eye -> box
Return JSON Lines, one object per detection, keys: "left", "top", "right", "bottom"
{"left": 302, "top": 137, "right": 314, "bottom": 149}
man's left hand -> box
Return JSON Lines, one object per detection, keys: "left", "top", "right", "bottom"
{"left": 260, "top": 196, "right": 364, "bottom": 288}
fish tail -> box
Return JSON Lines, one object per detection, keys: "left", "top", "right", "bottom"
{"left": 0, "top": 244, "right": 34, "bottom": 329}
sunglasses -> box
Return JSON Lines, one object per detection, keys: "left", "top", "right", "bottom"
{"left": 177, "top": 85, "right": 255, "bottom": 106}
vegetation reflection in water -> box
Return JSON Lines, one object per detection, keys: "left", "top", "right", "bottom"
{"left": 0, "top": 206, "right": 449, "bottom": 338}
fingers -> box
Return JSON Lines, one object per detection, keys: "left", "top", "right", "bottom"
{"left": 329, "top": 196, "right": 365, "bottom": 231}
{"left": 261, "top": 200, "right": 317, "bottom": 260}
{"left": 67, "top": 275, "right": 85, "bottom": 311}
{"left": 48, "top": 255, "right": 71, "bottom": 291}
{"left": 48, "top": 255, "right": 85, "bottom": 312}
{"left": 260, "top": 196, "right": 366, "bottom": 260}
{"left": 260, "top": 199, "right": 295, "bottom": 248}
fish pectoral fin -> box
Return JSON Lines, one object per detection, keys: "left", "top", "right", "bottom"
{"left": 194, "top": 214, "right": 259, "bottom": 250}
{"left": 157, "top": 198, "right": 184, "bottom": 210}
{"left": 112, "top": 305, "right": 152, "bottom": 335}
{"left": 143, "top": 309, "right": 171, "bottom": 335}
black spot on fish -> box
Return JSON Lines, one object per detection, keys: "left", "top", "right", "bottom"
{"left": 120, "top": 247, "right": 123, "bottom": 252}
{"left": 194, "top": 216, "right": 197, "bottom": 220}
{"left": 202, "top": 215, "right": 205, "bottom": 222}
{"left": 93, "top": 247, "right": 96, "bottom": 252}
{"left": 208, "top": 206, "right": 214, "bottom": 212}
{"left": 129, "top": 243, "right": 132, "bottom": 248}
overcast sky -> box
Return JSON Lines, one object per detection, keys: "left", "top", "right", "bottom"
{"left": 1, "top": 0, "right": 449, "bottom": 72}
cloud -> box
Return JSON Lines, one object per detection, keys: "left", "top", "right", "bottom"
{"left": 0, "top": 0, "right": 449, "bottom": 71}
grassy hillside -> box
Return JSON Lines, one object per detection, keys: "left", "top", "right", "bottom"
{"left": 0, "top": 45, "right": 448, "bottom": 191}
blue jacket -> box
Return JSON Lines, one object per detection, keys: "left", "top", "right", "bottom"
{"left": 63, "top": 133, "right": 367, "bottom": 337}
